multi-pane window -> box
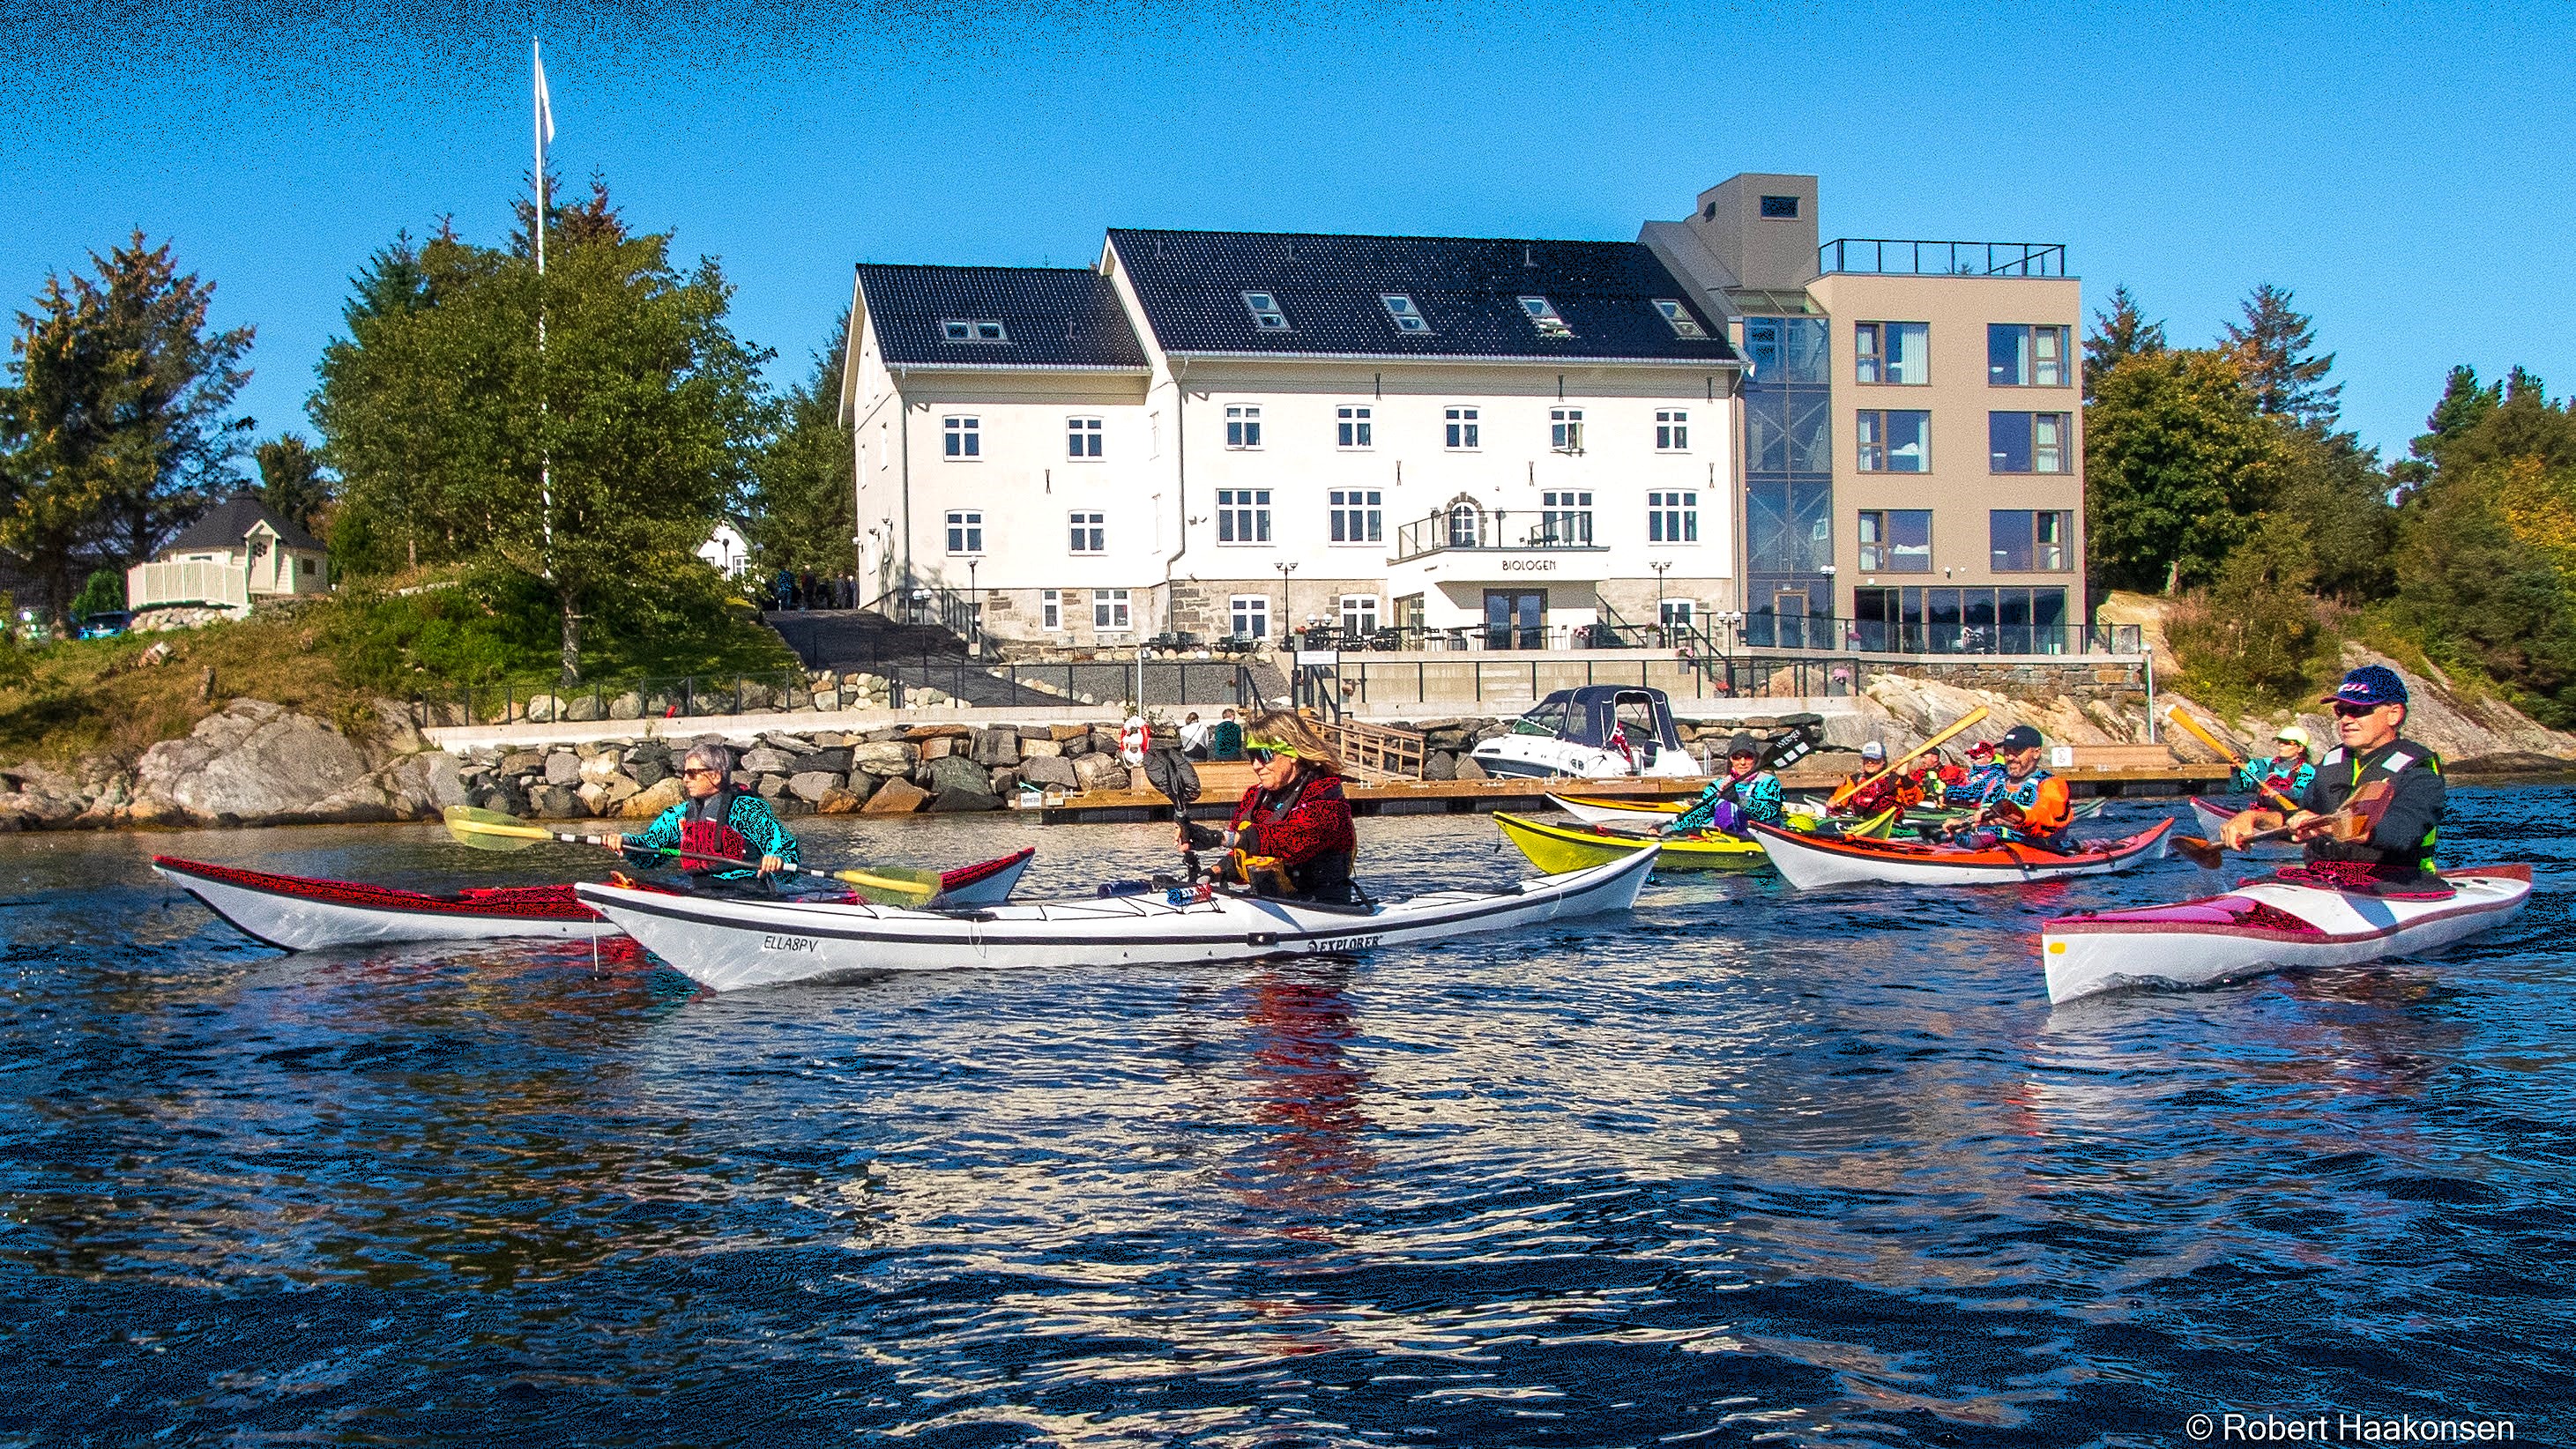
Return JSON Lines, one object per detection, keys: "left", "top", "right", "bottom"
{"left": 1445, "top": 406, "right": 1480, "bottom": 450}
{"left": 941, "top": 319, "right": 1007, "bottom": 342}
{"left": 1068, "top": 511, "right": 1105, "bottom": 554}
{"left": 1329, "top": 489, "right": 1382, "bottom": 544}
{"left": 1648, "top": 490, "right": 1698, "bottom": 544}
{"left": 1066, "top": 417, "right": 1103, "bottom": 459}
{"left": 1217, "top": 488, "right": 1271, "bottom": 543}
{"left": 1655, "top": 409, "right": 1689, "bottom": 451}
{"left": 1539, "top": 490, "right": 1593, "bottom": 546}
{"left": 1550, "top": 407, "right": 1584, "bottom": 452}
{"left": 1990, "top": 510, "right": 2073, "bottom": 571}
{"left": 1229, "top": 594, "right": 1269, "bottom": 639}
{"left": 1341, "top": 594, "right": 1380, "bottom": 634}
{"left": 1093, "top": 588, "right": 1132, "bottom": 630}
{"left": 1448, "top": 502, "right": 1483, "bottom": 547}
{"left": 1381, "top": 294, "right": 1431, "bottom": 332}
{"left": 1040, "top": 589, "right": 1061, "bottom": 630}
{"left": 1989, "top": 412, "right": 2073, "bottom": 472}
{"left": 945, "top": 510, "right": 982, "bottom": 554}
{"left": 1858, "top": 509, "right": 1933, "bottom": 572}
{"left": 1653, "top": 299, "right": 1708, "bottom": 338}
{"left": 1854, "top": 322, "right": 1930, "bottom": 385}
{"left": 1989, "top": 324, "right": 2071, "bottom": 387}
{"left": 943, "top": 416, "right": 979, "bottom": 457}
{"left": 1241, "top": 292, "right": 1288, "bottom": 331}
{"left": 1336, "top": 405, "right": 1373, "bottom": 449}
{"left": 1660, "top": 599, "right": 1695, "bottom": 632}
{"left": 1225, "top": 405, "right": 1262, "bottom": 449}
{"left": 1857, "top": 410, "right": 1931, "bottom": 472}
{"left": 1519, "top": 296, "right": 1573, "bottom": 337}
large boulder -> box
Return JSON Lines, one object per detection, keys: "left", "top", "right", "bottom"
{"left": 786, "top": 769, "right": 845, "bottom": 803}
{"left": 543, "top": 752, "right": 583, "bottom": 786}
{"left": 621, "top": 777, "right": 685, "bottom": 820}
{"left": 817, "top": 776, "right": 875, "bottom": 813}
{"left": 1420, "top": 750, "right": 1458, "bottom": 781}
{"left": 1016, "top": 754, "right": 1078, "bottom": 789}
{"left": 607, "top": 691, "right": 644, "bottom": 721}
{"left": 531, "top": 784, "right": 586, "bottom": 818}
{"left": 1070, "top": 752, "right": 1130, "bottom": 791}
{"left": 971, "top": 727, "right": 1019, "bottom": 766}
{"left": 741, "top": 747, "right": 794, "bottom": 775}
{"left": 131, "top": 701, "right": 373, "bottom": 825}
{"left": 848, "top": 742, "right": 919, "bottom": 777}
{"left": 1018, "top": 738, "right": 1063, "bottom": 758}
{"left": 924, "top": 754, "right": 995, "bottom": 799}
{"left": 1454, "top": 754, "right": 1489, "bottom": 780}
{"left": 791, "top": 747, "right": 853, "bottom": 774}
{"left": 927, "top": 786, "right": 1002, "bottom": 813}
{"left": 860, "top": 777, "right": 930, "bottom": 814}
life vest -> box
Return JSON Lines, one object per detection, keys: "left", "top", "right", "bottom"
{"left": 676, "top": 791, "right": 754, "bottom": 874}
{"left": 1231, "top": 773, "right": 1357, "bottom": 901}
{"left": 1988, "top": 769, "right": 2073, "bottom": 839}
{"left": 2308, "top": 740, "right": 2441, "bottom": 873}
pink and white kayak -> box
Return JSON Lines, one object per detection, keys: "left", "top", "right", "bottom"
{"left": 153, "top": 847, "right": 1038, "bottom": 952}
{"left": 1746, "top": 818, "right": 2173, "bottom": 890}
{"left": 2187, "top": 797, "right": 2301, "bottom": 856}
{"left": 2041, "top": 863, "right": 2533, "bottom": 1004}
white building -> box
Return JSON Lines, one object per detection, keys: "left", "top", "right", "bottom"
{"left": 842, "top": 231, "right": 1740, "bottom": 650}
{"left": 126, "top": 494, "right": 330, "bottom": 616}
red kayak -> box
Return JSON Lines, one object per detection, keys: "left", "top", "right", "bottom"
{"left": 154, "top": 846, "right": 1038, "bottom": 952}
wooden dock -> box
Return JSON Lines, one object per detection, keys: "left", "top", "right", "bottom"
{"left": 1019, "top": 762, "right": 2235, "bottom": 823}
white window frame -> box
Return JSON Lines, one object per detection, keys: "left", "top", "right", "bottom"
{"left": 1241, "top": 292, "right": 1289, "bottom": 331}
{"left": 1329, "top": 488, "right": 1382, "bottom": 545}
{"left": 1229, "top": 594, "right": 1270, "bottom": 640}
{"left": 1550, "top": 407, "right": 1584, "bottom": 453}
{"left": 1336, "top": 405, "right": 1373, "bottom": 450}
{"left": 1093, "top": 588, "right": 1132, "bottom": 631}
{"left": 941, "top": 319, "right": 1009, "bottom": 343}
{"left": 1040, "top": 589, "right": 1061, "bottom": 631}
{"left": 1225, "top": 405, "right": 1262, "bottom": 450}
{"left": 1539, "top": 490, "right": 1593, "bottom": 546}
{"left": 1068, "top": 510, "right": 1106, "bottom": 555}
{"left": 1381, "top": 294, "right": 1432, "bottom": 333}
{"left": 1652, "top": 299, "right": 1707, "bottom": 338}
{"left": 1341, "top": 593, "right": 1380, "bottom": 635}
{"left": 1444, "top": 406, "right": 1479, "bottom": 450}
{"left": 942, "top": 416, "right": 980, "bottom": 459}
{"left": 1656, "top": 409, "right": 1689, "bottom": 452}
{"left": 1518, "top": 295, "right": 1573, "bottom": 337}
{"left": 1216, "top": 488, "right": 1271, "bottom": 545}
{"left": 1066, "top": 416, "right": 1103, "bottom": 459}
{"left": 1648, "top": 490, "right": 1698, "bottom": 545}
{"left": 945, "top": 509, "right": 983, "bottom": 554}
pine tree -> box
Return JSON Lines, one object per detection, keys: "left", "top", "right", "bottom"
{"left": 743, "top": 316, "right": 855, "bottom": 586}
{"left": 2081, "top": 285, "right": 2165, "bottom": 401}
{"left": 254, "top": 434, "right": 332, "bottom": 533}
{"left": 2223, "top": 283, "right": 2341, "bottom": 428}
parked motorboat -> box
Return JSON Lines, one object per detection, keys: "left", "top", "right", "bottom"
{"left": 1468, "top": 687, "right": 1703, "bottom": 781}
{"left": 154, "top": 847, "right": 1038, "bottom": 952}
{"left": 2041, "top": 864, "right": 2532, "bottom": 1004}
{"left": 576, "top": 846, "right": 1658, "bottom": 992}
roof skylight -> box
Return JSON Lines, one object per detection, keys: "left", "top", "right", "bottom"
{"left": 1518, "top": 296, "right": 1573, "bottom": 338}
{"left": 1242, "top": 292, "right": 1290, "bottom": 331}
{"left": 1653, "top": 300, "right": 1709, "bottom": 338}
{"left": 1381, "top": 294, "right": 1431, "bottom": 333}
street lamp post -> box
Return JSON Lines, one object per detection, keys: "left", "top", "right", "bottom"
{"left": 1649, "top": 560, "right": 1671, "bottom": 643}
{"left": 1274, "top": 561, "right": 1297, "bottom": 650}
{"left": 966, "top": 558, "right": 980, "bottom": 657}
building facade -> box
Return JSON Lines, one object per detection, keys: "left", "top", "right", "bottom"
{"left": 1643, "top": 174, "right": 2087, "bottom": 652}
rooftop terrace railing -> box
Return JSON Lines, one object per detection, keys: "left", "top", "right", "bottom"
{"left": 1819, "top": 239, "right": 2067, "bottom": 278}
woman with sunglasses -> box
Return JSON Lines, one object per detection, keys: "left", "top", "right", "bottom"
{"left": 2222, "top": 665, "right": 2446, "bottom": 886}
{"left": 1176, "top": 710, "right": 1361, "bottom": 904}
{"left": 602, "top": 742, "right": 802, "bottom": 892}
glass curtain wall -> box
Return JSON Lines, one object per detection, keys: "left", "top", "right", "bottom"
{"left": 1742, "top": 316, "right": 1835, "bottom": 648}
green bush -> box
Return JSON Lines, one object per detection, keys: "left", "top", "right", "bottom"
{"left": 2166, "top": 516, "right": 2341, "bottom": 711}
{"left": 70, "top": 570, "right": 124, "bottom": 621}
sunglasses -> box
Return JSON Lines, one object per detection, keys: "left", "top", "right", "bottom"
{"left": 2329, "top": 702, "right": 2386, "bottom": 718}
{"left": 682, "top": 767, "right": 720, "bottom": 777}
{"left": 1246, "top": 747, "right": 1282, "bottom": 764}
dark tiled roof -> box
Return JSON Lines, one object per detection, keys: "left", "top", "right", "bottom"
{"left": 1106, "top": 228, "right": 1738, "bottom": 365}
{"left": 857, "top": 264, "right": 1148, "bottom": 370}
{"left": 162, "top": 494, "right": 323, "bottom": 554}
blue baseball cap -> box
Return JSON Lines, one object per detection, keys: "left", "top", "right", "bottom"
{"left": 2323, "top": 665, "right": 2408, "bottom": 708}
{"left": 1998, "top": 724, "right": 2044, "bottom": 752}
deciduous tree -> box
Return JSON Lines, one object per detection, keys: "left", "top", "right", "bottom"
{"left": 742, "top": 316, "right": 853, "bottom": 585}
{"left": 2082, "top": 348, "right": 2284, "bottom": 594}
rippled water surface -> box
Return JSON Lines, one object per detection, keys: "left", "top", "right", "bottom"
{"left": 2, "top": 791, "right": 2571, "bottom": 1445}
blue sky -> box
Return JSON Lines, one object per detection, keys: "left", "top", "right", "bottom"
{"left": 4, "top": 1, "right": 2570, "bottom": 464}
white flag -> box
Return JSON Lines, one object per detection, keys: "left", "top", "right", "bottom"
{"left": 533, "top": 39, "right": 555, "bottom": 163}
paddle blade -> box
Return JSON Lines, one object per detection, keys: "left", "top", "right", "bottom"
{"left": 2174, "top": 836, "right": 2224, "bottom": 870}
{"left": 443, "top": 804, "right": 551, "bottom": 852}
{"left": 1142, "top": 747, "right": 1201, "bottom": 809}
{"left": 831, "top": 865, "right": 944, "bottom": 907}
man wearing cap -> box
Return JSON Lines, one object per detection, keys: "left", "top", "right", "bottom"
{"left": 1664, "top": 733, "right": 1785, "bottom": 837}
{"left": 2222, "top": 665, "right": 2446, "bottom": 884}
{"left": 1951, "top": 724, "right": 2073, "bottom": 850}
{"left": 2232, "top": 724, "right": 2315, "bottom": 799}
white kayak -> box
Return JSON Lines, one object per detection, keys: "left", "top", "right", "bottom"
{"left": 1746, "top": 818, "right": 2173, "bottom": 891}
{"left": 2042, "top": 863, "right": 2533, "bottom": 1004}
{"left": 575, "top": 844, "right": 1658, "bottom": 992}
{"left": 153, "top": 848, "right": 1037, "bottom": 952}
{"left": 2187, "top": 796, "right": 2302, "bottom": 856}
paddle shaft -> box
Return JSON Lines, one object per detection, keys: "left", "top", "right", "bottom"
{"left": 465, "top": 819, "right": 897, "bottom": 886}
{"left": 2165, "top": 707, "right": 2304, "bottom": 814}
{"left": 1829, "top": 706, "right": 1991, "bottom": 809}
{"left": 2174, "top": 781, "right": 2392, "bottom": 867}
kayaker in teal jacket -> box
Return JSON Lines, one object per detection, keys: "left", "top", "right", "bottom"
{"left": 603, "top": 743, "right": 801, "bottom": 888}
{"left": 2232, "top": 724, "right": 2316, "bottom": 799}
{"left": 1665, "top": 734, "right": 1784, "bottom": 836}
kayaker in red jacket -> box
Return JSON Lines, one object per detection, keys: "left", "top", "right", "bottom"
{"left": 1178, "top": 709, "right": 1362, "bottom": 903}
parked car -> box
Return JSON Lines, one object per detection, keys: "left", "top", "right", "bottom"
{"left": 78, "top": 611, "right": 131, "bottom": 640}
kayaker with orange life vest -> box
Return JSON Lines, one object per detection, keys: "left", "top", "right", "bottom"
{"left": 1836, "top": 741, "right": 1927, "bottom": 819}
{"left": 1947, "top": 724, "right": 2073, "bottom": 850}
{"left": 1177, "top": 710, "right": 1362, "bottom": 903}
{"left": 2222, "top": 665, "right": 2446, "bottom": 888}
{"left": 603, "top": 742, "right": 801, "bottom": 890}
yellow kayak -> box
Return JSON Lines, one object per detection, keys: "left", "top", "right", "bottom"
{"left": 1545, "top": 792, "right": 1895, "bottom": 839}
{"left": 1494, "top": 811, "right": 1768, "bottom": 872}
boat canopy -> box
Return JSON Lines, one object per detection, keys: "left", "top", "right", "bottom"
{"left": 1514, "top": 687, "right": 1687, "bottom": 753}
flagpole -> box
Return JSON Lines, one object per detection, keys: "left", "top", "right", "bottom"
{"left": 533, "top": 37, "right": 554, "bottom": 582}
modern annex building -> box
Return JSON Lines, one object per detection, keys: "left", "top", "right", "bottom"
{"left": 839, "top": 174, "right": 2087, "bottom": 655}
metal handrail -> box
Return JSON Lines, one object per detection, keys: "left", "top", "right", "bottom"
{"left": 1818, "top": 238, "right": 2067, "bottom": 278}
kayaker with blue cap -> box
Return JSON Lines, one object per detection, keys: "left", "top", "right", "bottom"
{"left": 2234, "top": 724, "right": 2316, "bottom": 798}
{"left": 1950, "top": 724, "right": 2073, "bottom": 850}
{"left": 1178, "top": 709, "right": 1361, "bottom": 903}
{"left": 603, "top": 742, "right": 802, "bottom": 892}
{"left": 1664, "top": 733, "right": 1784, "bottom": 837}
{"left": 2223, "top": 665, "right": 2446, "bottom": 885}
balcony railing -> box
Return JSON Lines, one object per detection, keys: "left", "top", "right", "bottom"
{"left": 1391, "top": 510, "right": 1611, "bottom": 563}
{"left": 1819, "top": 238, "right": 2066, "bottom": 278}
